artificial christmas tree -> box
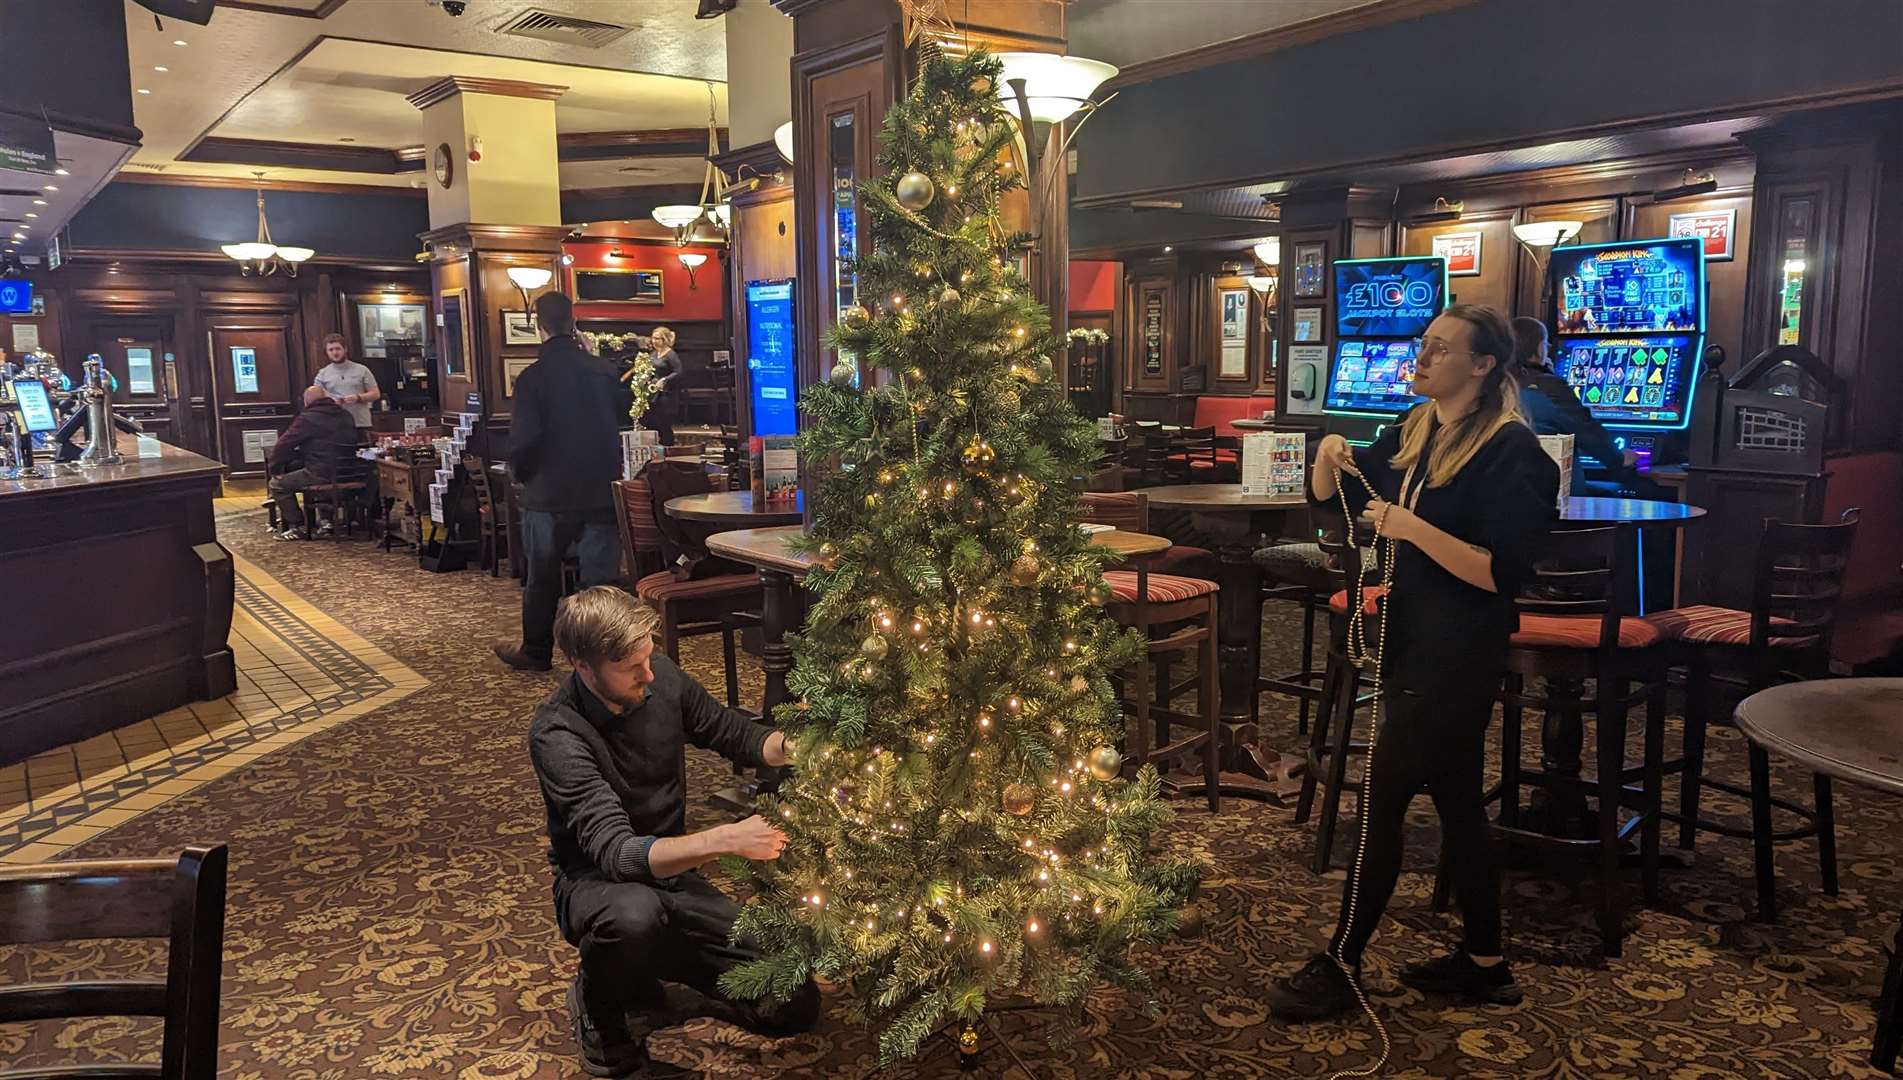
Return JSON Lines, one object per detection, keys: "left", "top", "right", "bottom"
{"left": 718, "top": 47, "right": 1197, "bottom": 1062}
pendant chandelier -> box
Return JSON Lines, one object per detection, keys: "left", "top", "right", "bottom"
{"left": 221, "top": 172, "right": 313, "bottom": 276}
{"left": 651, "top": 84, "right": 733, "bottom": 246}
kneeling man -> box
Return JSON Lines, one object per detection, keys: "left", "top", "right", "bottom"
{"left": 530, "top": 586, "right": 819, "bottom": 1076}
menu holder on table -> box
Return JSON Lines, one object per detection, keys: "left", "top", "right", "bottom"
{"left": 1241, "top": 431, "right": 1306, "bottom": 497}
{"left": 1539, "top": 434, "right": 1575, "bottom": 506}
{"left": 751, "top": 435, "right": 799, "bottom": 504}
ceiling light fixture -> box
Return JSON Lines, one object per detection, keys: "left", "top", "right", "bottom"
{"left": 32, "top": 199, "right": 45, "bottom": 206}
{"left": 1245, "top": 274, "right": 1275, "bottom": 294}
{"left": 506, "top": 265, "right": 553, "bottom": 307}
{"left": 651, "top": 83, "right": 736, "bottom": 244}
{"left": 677, "top": 251, "right": 707, "bottom": 289}
{"left": 1252, "top": 238, "right": 1280, "bottom": 266}
{"left": 154, "top": 65, "right": 168, "bottom": 72}
{"left": 772, "top": 121, "right": 793, "bottom": 164}
{"left": 24, "top": 213, "right": 36, "bottom": 219}
{"left": 220, "top": 171, "right": 314, "bottom": 276}
{"left": 42, "top": 185, "right": 56, "bottom": 192}
{"left": 173, "top": 39, "right": 187, "bottom": 46}
{"left": 54, "top": 168, "right": 68, "bottom": 176}
{"left": 138, "top": 88, "right": 152, "bottom": 95}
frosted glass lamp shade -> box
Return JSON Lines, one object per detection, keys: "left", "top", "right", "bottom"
{"left": 1513, "top": 221, "right": 1583, "bottom": 248}
{"left": 711, "top": 203, "right": 731, "bottom": 230}
{"left": 233, "top": 242, "right": 277, "bottom": 261}
{"left": 507, "top": 266, "right": 553, "bottom": 290}
{"left": 773, "top": 121, "right": 794, "bottom": 163}
{"left": 1253, "top": 239, "right": 1280, "bottom": 266}
{"left": 1246, "top": 274, "right": 1275, "bottom": 294}
{"left": 993, "top": 52, "right": 1119, "bottom": 124}
{"left": 221, "top": 243, "right": 248, "bottom": 259}
{"left": 276, "top": 246, "right": 314, "bottom": 263}
{"left": 651, "top": 205, "right": 704, "bottom": 230}
{"left": 677, "top": 252, "right": 708, "bottom": 269}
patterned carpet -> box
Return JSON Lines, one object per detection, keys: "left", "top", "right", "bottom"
{"left": 1, "top": 505, "right": 1898, "bottom": 1078}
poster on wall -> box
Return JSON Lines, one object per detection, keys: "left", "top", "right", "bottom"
{"left": 1219, "top": 288, "right": 1249, "bottom": 378}
{"left": 1669, "top": 208, "right": 1736, "bottom": 261}
{"left": 1432, "top": 230, "right": 1483, "bottom": 276}
{"left": 501, "top": 310, "right": 540, "bottom": 346}
{"left": 1143, "top": 291, "right": 1164, "bottom": 377}
{"left": 230, "top": 347, "right": 259, "bottom": 395}
{"left": 1293, "top": 307, "right": 1323, "bottom": 343}
{"left": 1293, "top": 243, "right": 1327, "bottom": 298}
{"left": 746, "top": 279, "right": 798, "bottom": 438}
{"left": 11, "top": 323, "right": 39, "bottom": 352}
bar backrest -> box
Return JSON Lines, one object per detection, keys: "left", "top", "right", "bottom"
{"left": 1517, "top": 525, "right": 1625, "bottom": 651}
{"left": 1078, "top": 491, "right": 1149, "bottom": 533}
{"left": 1753, "top": 508, "right": 1862, "bottom": 654}
{"left": 0, "top": 844, "right": 228, "bottom": 1080}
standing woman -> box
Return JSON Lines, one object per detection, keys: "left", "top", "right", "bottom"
{"left": 645, "top": 326, "right": 682, "bottom": 445}
{"left": 1267, "top": 304, "right": 1558, "bottom": 1020}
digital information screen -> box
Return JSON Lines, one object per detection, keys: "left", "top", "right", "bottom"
{"left": 1325, "top": 338, "right": 1424, "bottom": 417}
{"left": 745, "top": 279, "right": 798, "bottom": 438}
{"left": 1553, "top": 334, "right": 1700, "bottom": 428}
{"left": 1334, "top": 256, "right": 1448, "bottom": 338}
{"left": 0, "top": 280, "right": 31, "bottom": 315}
{"left": 1552, "top": 238, "right": 1704, "bottom": 336}
{"left": 10, "top": 378, "right": 56, "bottom": 433}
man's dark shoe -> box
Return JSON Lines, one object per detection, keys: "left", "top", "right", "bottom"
{"left": 1266, "top": 953, "right": 1362, "bottom": 1021}
{"left": 1400, "top": 952, "right": 1524, "bottom": 1005}
{"left": 493, "top": 642, "right": 552, "bottom": 672}
{"left": 568, "top": 975, "right": 648, "bottom": 1077}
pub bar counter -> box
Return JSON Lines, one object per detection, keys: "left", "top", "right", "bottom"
{"left": 0, "top": 445, "right": 236, "bottom": 764}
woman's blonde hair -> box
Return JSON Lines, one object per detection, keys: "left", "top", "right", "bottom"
{"left": 649, "top": 326, "right": 676, "bottom": 351}
{"left": 1390, "top": 304, "right": 1525, "bottom": 488}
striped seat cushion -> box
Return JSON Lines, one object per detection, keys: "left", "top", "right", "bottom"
{"left": 1167, "top": 450, "right": 1241, "bottom": 465}
{"left": 1643, "top": 604, "right": 1814, "bottom": 647}
{"left": 1327, "top": 586, "right": 1387, "bottom": 616}
{"left": 1511, "top": 614, "right": 1662, "bottom": 649}
{"left": 1104, "top": 570, "right": 1217, "bottom": 604}
{"left": 634, "top": 571, "right": 759, "bottom": 604}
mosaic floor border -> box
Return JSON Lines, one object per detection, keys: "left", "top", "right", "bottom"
{"left": 0, "top": 552, "right": 427, "bottom": 863}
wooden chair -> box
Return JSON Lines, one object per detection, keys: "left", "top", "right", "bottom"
{"left": 463, "top": 455, "right": 512, "bottom": 578}
{"left": 1650, "top": 509, "right": 1861, "bottom": 920}
{"left": 1484, "top": 524, "right": 1669, "bottom": 957}
{"left": 1254, "top": 508, "right": 1349, "bottom": 737}
{"left": 0, "top": 844, "right": 228, "bottom": 1080}
{"left": 1121, "top": 429, "right": 1172, "bottom": 489}
{"left": 298, "top": 456, "right": 373, "bottom": 540}
{"left": 1166, "top": 425, "right": 1221, "bottom": 482}
{"left": 611, "top": 473, "right": 761, "bottom": 709}
{"left": 1101, "top": 551, "right": 1222, "bottom": 813}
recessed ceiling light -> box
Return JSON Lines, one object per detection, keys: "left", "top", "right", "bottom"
{"left": 55, "top": 168, "right": 68, "bottom": 175}
{"left": 24, "top": 213, "right": 36, "bottom": 218}
{"left": 154, "top": 65, "right": 169, "bottom": 72}
{"left": 138, "top": 88, "right": 151, "bottom": 95}
{"left": 32, "top": 199, "right": 45, "bottom": 205}
{"left": 173, "top": 39, "right": 187, "bottom": 46}
{"left": 1163, "top": 245, "right": 1174, "bottom": 252}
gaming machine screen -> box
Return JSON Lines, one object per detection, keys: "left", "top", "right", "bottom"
{"left": 1551, "top": 238, "right": 1704, "bottom": 336}
{"left": 1552, "top": 334, "right": 1700, "bottom": 429}
{"left": 1334, "top": 257, "right": 1447, "bottom": 339}
{"left": 1324, "top": 339, "right": 1425, "bottom": 417}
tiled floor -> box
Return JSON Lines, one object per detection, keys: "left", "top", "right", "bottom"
{"left": 0, "top": 540, "right": 427, "bottom": 864}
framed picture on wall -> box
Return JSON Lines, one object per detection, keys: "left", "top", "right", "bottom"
{"left": 439, "top": 288, "right": 469, "bottom": 379}
{"left": 1293, "top": 243, "right": 1326, "bottom": 298}
{"left": 1432, "top": 230, "right": 1484, "bottom": 276}
{"left": 1669, "top": 208, "right": 1736, "bottom": 261}
{"left": 573, "top": 267, "right": 664, "bottom": 304}
{"left": 501, "top": 309, "right": 540, "bottom": 346}
{"left": 503, "top": 356, "right": 535, "bottom": 396}
{"left": 1293, "top": 307, "right": 1323, "bottom": 343}
{"left": 1218, "top": 288, "right": 1249, "bottom": 379}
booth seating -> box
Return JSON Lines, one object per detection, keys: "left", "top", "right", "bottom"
{"left": 0, "top": 844, "right": 228, "bottom": 1079}
{"left": 1649, "top": 510, "right": 1861, "bottom": 920}
{"left": 1820, "top": 452, "right": 1903, "bottom": 668}
{"left": 1162, "top": 397, "right": 1275, "bottom": 480}
{"left": 1191, "top": 394, "right": 1277, "bottom": 437}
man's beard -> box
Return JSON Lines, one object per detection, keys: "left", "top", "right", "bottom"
{"left": 603, "top": 683, "right": 650, "bottom": 713}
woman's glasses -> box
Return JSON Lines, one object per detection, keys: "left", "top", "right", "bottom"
{"left": 1411, "top": 336, "right": 1479, "bottom": 362}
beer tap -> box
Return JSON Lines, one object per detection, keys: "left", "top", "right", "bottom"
{"left": 76, "top": 355, "right": 123, "bottom": 468}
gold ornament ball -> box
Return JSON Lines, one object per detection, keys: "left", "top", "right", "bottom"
{"left": 996, "top": 388, "right": 1020, "bottom": 413}
{"left": 1008, "top": 553, "right": 1040, "bottom": 587}
{"left": 971, "top": 76, "right": 993, "bottom": 95}
{"left": 958, "top": 1024, "right": 981, "bottom": 1054}
{"left": 860, "top": 633, "right": 889, "bottom": 661}
{"left": 876, "top": 467, "right": 897, "bottom": 486}
{"left": 1001, "top": 782, "right": 1035, "bottom": 816}
{"left": 864, "top": 491, "right": 881, "bottom": 510}
{"left": 1088, "top": 745, "right": 1122, "bottom": 781}
{"left": 1174, "top": 904, "right": 1205, "bottom": 938}
{"left": 816, "top": 542, "right": 841, "bottom": 569}
{"left": 840, "top": 304, "right": 871, "bottom": 327}
{"left": 830, "top": 359, "right": 857, "bottom": 386}
{"left": 1084, "top": 580, "right": 1113, "bottom": 606}
{"left": 940, "top": 286, "right": 961, "bottom": 305}
{"left": 895, "top": 170, "right": 936, "bottom": 211}
{"left": 961, "top": 436, "right": 996, "bottom": 473}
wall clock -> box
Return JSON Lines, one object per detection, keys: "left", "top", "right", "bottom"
{"left": 432, "top": 143, "right": 454, "bottom": 189}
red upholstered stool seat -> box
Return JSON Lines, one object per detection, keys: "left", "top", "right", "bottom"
{"left": 1511, "top": 613, "right": 1662, "bottom": 649}
{"left": 1104, "top": 570, "right": 1217, "bottom": 604}
{"left": 1327, "top": 586, "right": 1387, "bottom": 616}
{"left": 1643, "top": 604, "right": 1812, "bottom": 647}
{"left": 635, "top": 571, "right": 759, "bottom": 603}
{"left": 1167, "top": 449, "right": 1240, "bottom": 466}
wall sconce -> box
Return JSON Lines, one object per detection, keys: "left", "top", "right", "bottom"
{"left": 507, "top": 265, "right": 553, "bottom": 307}
{"left": 1252, "top": 238, "right": 1280, "bottom": 267}
{"left": 772, "top": 121, "right": 794, "bottom": 164}
{"left": 1416, "top": 196, "right": 1464, "bottom": 223}
{"left": 678, "top": 251, "right": 707, "bottom": 289}
{"left": 1650, "top": 168, "right": 1718, "bottom": 204}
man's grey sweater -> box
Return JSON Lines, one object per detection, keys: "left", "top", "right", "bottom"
{"left": 528, "top": 656, "right": 771, "bottom": 883}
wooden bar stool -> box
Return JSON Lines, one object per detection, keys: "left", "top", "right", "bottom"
{"left": 1254, "top": 510, "right": 1350, "bottom": 736}
{"left": 1102, "top": 555, "right": 1222, "bottom": 813}
{"left": 1649, "top": 509, "right": 1861, "bottom": 920}
{"left": 1296, "top": 526, "right": 1383, "bottom": 874}
{"left": 1487, "top": 524, "right": 1669, "bottom": 958}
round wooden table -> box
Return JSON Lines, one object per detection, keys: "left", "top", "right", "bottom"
{"left": 664, "top": 489, "right": 804, "bottom": 526}
{"left": 1733, "top": 678, "right": 1903, "bottom": 1073}
{"left": 1130, "top": 484, "right": 1310, "bottom": 798}
{"left": 1230, "top": 418, "right": 1279, "bottom": 431}
{"left": 1562, "top": 496, "right": 1707, "bottom": 527}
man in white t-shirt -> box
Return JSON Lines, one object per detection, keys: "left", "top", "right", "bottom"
{"left": 310, "top": 333, "right": 380, "bottom": 437}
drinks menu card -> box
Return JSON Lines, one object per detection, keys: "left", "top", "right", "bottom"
{"left": 1241, "top": 431, "right": 1306, "bottom": 497}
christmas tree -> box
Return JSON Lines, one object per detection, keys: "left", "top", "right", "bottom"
{"left": 717, "top": 48, "right": 1196, "bottom": 1062}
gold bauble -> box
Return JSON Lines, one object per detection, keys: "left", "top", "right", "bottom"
{"left": 1084, "top": 580, "right": 1113, "bottom": 606}
{"left": 895, "top": 170, "right": 936, "bottom": 211}
{"left": 1008, "top": 553, "right": 1040, "bottom": 587}
{"left": 876, "top": 467, "right": 897, "bottom": 486}
{"left": 1001, "top": 782, "right": 1035, "bottom": 816}
{"left": 1087, "top": 745, "right": 1122, "bottom": 781}
{"left": 1174, "top": 904, "right": 1205, "bottom": 938}
{"left": 961, "top": 436, "right": 996, "bottom": 473}
{"left": 816, "top": 542, "right": 841, "bottom": 569}
{"left": 958, "top": 1023, "right": 981, "bottom": 1054}
{"left": 840, "top": 304, "right": 871, "bottom": 328}
{"left": 830, "top": 359, "right": 858, "bottom": 386}
{"left": 940, "top": 286, "right": 961, "bottom": 305}
{"left": 860, "top": 633, "right": 889, "bottom": 661}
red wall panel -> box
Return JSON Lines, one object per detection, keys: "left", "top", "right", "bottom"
{"left": 1068, "top": 259, "right": 1121, "bottom": 313}
{"left": 563, "top": 240, "right": 725, "bottom": 324}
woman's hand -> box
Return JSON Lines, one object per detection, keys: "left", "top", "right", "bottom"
{"left": 1315, "top": 434, "right": 1358, "bottom": 478}
{"left": 1361, "top": 498, "right": 1420, "bottom": 543}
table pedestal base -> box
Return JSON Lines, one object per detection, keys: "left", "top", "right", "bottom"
{"left": 1876, "top": 906, "right": 1902, "bottom": 1072}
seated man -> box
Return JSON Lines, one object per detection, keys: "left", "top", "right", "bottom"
{"left": 529, "top": 586, "right": 819, "bottom": 1077}
{"left": 1510, "top": 316, "right": 1640, "bottom": 495}
{"left": 267, "top": 386, "right": 360, "bottom": 540}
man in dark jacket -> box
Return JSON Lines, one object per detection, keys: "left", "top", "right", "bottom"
{"left": 1510, "top": 316, "right": 1638, "bottom": 492}
{"left": 267, "top": 387, "right": 360, "bottom": 540}
{"left": 496, "top": 292, "right": 626, "bottom": 671}
{"left": 529, "top": 587, "right": 819, "bottom": 1076}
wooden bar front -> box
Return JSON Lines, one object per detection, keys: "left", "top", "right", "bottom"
{"left": 0, "top": 446, "right": 236, "bottom": 764}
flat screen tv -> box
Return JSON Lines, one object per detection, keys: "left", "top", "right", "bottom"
{"left": 745, "top": 279, "right": 797, "bottom": 438}
{"left": 1334, "top": 256, "right": 1447, "bottom": 339}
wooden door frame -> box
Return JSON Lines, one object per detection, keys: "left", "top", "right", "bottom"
{"left": 204, "top": 312, "right": 300, "bottom": 477}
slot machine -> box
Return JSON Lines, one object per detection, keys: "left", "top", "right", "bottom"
{"left": 1321, "top": 256, "right": 1449, "bottom": 445}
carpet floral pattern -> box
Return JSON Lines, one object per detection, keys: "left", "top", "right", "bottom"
{"left": 0, "top": 507, "right": 1896, "bottom": 1078}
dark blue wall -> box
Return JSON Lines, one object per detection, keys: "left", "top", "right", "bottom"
{"left": 0, "top": 0, "right": 134, "bottom": 133}
{"left": 67, "top": 181, "right": 430, "bottom": 261}
{"left": 1076, "top": 0, "right": 1903, "bottom": 200}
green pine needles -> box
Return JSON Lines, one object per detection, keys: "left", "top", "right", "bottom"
{"left": 717, "top": 49, "right": 1198, "bottom": 1062}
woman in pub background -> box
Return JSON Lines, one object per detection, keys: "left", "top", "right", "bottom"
{"left": 1266, "top": 305, "right": 1559, "bottom": 1021}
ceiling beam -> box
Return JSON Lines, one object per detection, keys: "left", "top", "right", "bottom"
{"left": 180, "top": 136, "right": 422, "bottom": 174}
